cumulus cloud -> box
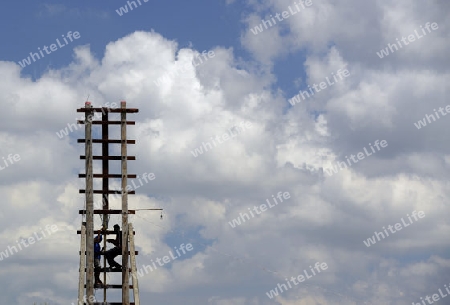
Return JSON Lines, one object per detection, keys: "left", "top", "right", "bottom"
{"left": 0, "top": 1, "right": 449, "bottom": 304}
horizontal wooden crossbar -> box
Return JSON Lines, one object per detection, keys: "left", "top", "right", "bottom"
{"left": 84, "top": 284, "right": 134, "bottom": 288}
{"left": 77, "top": 230, "right": 135, "bottom": 234}
{"left": 78, "top": 210, "right": 136, "bottom": 214}
{"left": 78, "top": 174, "right": 137, "bottom": 178}
{"left": 80, "top": 156, "right": 136, "bottom": 160}
{"left": 80, "top": 251, "right": 138, "bottom": 255}
{"left": 77, "top": 230, "right": 135, "bottom": 235}
{"left": 77, "top": 120, "right": 135, "bottom": 125}
{"left": 77, "top": 107, "right": 138, "bottom": 113}
{"left": 79, "top": 190, "right": 135, "bottom": 194}
{"left": 84, "top": 268, "right": 132, "bottom": 272}
{"left": 86, "top": 303, "right": 135, "bottom": 305}
{"left": 77, "top": 139, "right": 136, "bottom": 144}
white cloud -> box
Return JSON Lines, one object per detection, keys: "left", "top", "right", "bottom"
{"left": 1, "top": 1, "right": 449, "bottom": 302}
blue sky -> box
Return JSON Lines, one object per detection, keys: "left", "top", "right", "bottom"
{"left": 1, "top": 0, "right": 306, "bottom": 99}
{"left": 1, "top": 1, "right": 236, "bottom": 68}
{"left": 0, "top": 1, "right": 449, "bottom": 304}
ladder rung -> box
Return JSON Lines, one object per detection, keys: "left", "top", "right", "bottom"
{"left": 77, "top": 230, "right": 135, "bottom": 234}
{"left": 78, "top": 210, "right": 136, "bottom": 215}
{"left": 86, "top": 303, "right": 135, "bottom": 305}
{"left": 83, "top": 302, "right": 134, "bottom": 305}
{"left": 77, "top": 107, "right": 138, "bottom": 113}
{"left": 77, "top": 120, "right": 135, "bottom": 125}
{"left": 78, "top": 174, "right": 137, "bottom": 178}
{"left": 77, "top": 139, "right": 136, "bottom": 144}
{"left": 79, "top": 251, "right": 138, "bottom": 255}
{"left": 80, "top": 156, "right": 136, "bottom": 160}
{"left": 78, "top": 190, "right": 135, "bottom": 194}
{"left": 84, "top": 284, "right": 134, "bottom": 288}
{"left": 84, "top": 268, "right": 131, "bottom": 272}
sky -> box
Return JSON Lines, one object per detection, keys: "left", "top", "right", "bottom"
{"left": 0, "top": 0, "right": 449, "bottom": 304}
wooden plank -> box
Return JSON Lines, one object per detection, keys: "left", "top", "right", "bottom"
{"left": 101, "top": 109, "right": 109, "bottom": 303}
{"left": 84, "top": 268, "right": 132, "bottom": 272}
{"left": 78, "top": 224, "right": 86, "bottom": 305}
{"left": 78, "top": 210, "right": 136, "bottom": 215}
{"left": 80, "top": 251, "right": 138, "bottom": 255}
{"left": 78, "top": 174, "right": 137, "bottom": 178}
{"left": 129, "top": 223, "right": 140, "bottom": 305}
{"left": 84, "top": 284, "right": 134, "bottom": 289}
{"left": 77, "top": 107, "right": 139, "bottom": 113}
{"left": 88, "top": 303, "right": 134, "bottom": 305}
{"left": 80, "top": 156, "right": 136, "bottom": 160}
{"left": 85, "top": 102, "right": 95, "bottom": 304}
{"left": 77, "top": 229, "right": 136, "bottom": 234}
{"left": 78, "top": 120, "right": 135, "bottom": 125}
{"left": 79, "top": 190, "right": 136, "bottom": 194}
{"left": 121, "top": 101, "right": 130, "bottom": 304}
{"left": 77, "top": 139, "right": 136, "bottom": 144}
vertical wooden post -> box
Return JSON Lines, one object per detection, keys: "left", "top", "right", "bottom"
{"left": 78, "top": 223, "right": 87, "bottom": 305}
{"left": 129, "top": 223, "right": 140, "bottom": 305}
{"left": 101, "top": 107, "right": 109, "bottom": 302}
{"left": 85, "top": 102, "right": 94, "bottom": 304}
{"left": 121, "top": 101, "right": 130, "bottom": 304}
